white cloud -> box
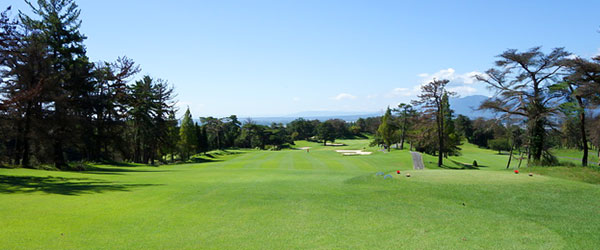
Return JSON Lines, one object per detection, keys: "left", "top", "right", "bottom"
{"left": 332, "top": 93, "right": 357, "bottom": 101}
{"left": 384, "top": 87, "right": 418, "bottom": 99}
{"left": 390, "top": 88, "right": 413, "bottom": 97}
{"left": 383, "top": 68, "right": 484, "bottom": 102}
{"left": 292, "top": 97, "right": 300, "bottom": 102}
{"left": 366, "top": 94, "right": 378, "bottom": 99}
{"left": 566, "top": 53, "right": 579, "bottom": 60}
{"left": 418, "top": 68, "right": 482, "bottom": 85}
{"left": 447, "top": 86, "right": 477, "bottom": 95}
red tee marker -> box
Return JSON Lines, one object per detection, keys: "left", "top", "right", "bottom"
{"left": 397, "top": 170, "right": 401, "bottom": 174}
{"left": 514, "top": 170, "right": 519, "bottom": 174}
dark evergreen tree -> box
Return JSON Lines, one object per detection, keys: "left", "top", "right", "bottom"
{"left": 441, "top": 93, "right": 461, "bottom": 156}
{"left": 18, "top": 0, "right": 94, "bottom": 168}
{"left": 178, "top": 108, "right": 196, "bottom": 161}
{"left": 376, "top": 107, "right": 397, "bottom": 152}
{"left": 394, "top": 103, "right": 416, "bottom": 150}
{"left": 454, "top": 115, "right": 473, "bottom": 140}
{"left": 317, "top": 121, "right": 336, "bottom": 146}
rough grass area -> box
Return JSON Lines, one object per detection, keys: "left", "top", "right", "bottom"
{"left": 1, "top": 139, "right": 599, "bottom": 249}
{"left": 524, "top": 166, "right": 600, "bottom": 184}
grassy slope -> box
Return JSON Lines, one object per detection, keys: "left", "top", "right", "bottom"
{"left": 551, "top": 148, "right": 600, "bottom": 165}
{"left": 0, "top": 140, "right": 599, "bottom": 249}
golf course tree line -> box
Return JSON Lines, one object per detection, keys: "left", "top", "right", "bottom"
{"left": 371, "top": 79, "right": 462, "bottom": 167}
{"left": 175, "top": 110, "right": 369, "bottom": 161}
{"left": 372, "top": 47, "right": 600, "bottom": 167}
{"left": 0, "top": 0, "right": 365, "bottom": 167}
{"left": 2, "top": 1, "right": 600, "bottom": 170}
{"left": 0, "top": 1, "right": 179, "bottom": 168}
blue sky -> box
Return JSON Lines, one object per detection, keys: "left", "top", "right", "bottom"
{"left": 7, "top": 0, "right": 600, "bottom": 117}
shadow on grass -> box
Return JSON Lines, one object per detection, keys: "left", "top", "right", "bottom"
{"left": 0, "top": 175, "right": 160, "bottom": 195}
{"left": 188, "top": 150, "right": 246, "bottom": 163}
{"left": 96, "top": 161, "right": 143, "bottom": 167}
{"left": 438, "top": 160, "right": 486, "bottom": 170}
{"left": 75, "top": 165, "right": 171, "bottom": 175}
{"left": 189, "top": 157, "right": 222, "bottom": 163}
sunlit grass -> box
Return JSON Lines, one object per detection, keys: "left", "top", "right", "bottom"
{"left": 0, "top": 139, "right": 599, "bottom": 249}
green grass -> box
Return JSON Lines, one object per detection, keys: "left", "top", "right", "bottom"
{"left": 1, "top": 140, "right": 599, "bottom": 249}
{"left": 551, "top": 148, "right": 600, "bottom": 166}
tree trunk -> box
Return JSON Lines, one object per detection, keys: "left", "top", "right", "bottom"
{"left": 518, "top": 152, "right": 524, "bottom": 168}
{"left": 53, "top": 139, "right": 66, "bottom": 169}
{"left": 526, "top": 146, "right": 531, "bottom": 167}
{"left": 21, "top": 101, "right": 33, "bottom": 167}
{"left": 134, "top": 140, "right": 141, "bottom": 163}
{"left": 13, "top": 117, "right": 23, "bottom": 165}
{"left": 576, "top": 96, "right": 588, "bottom": 167}
{"left": 150, "top": 145, "right": 155, "bottom": 165}
{"left": 506, "top": 143, "right": 514, "bottom": 169}
{"left": 438, "top": 108, "right": 444, "bottom": 167}
{"left": 400, "top": 117, "right": 407, "bottom": 150}
{"left": 530, "top": 117, "right": 545, "bottom": 161}
{"left": 400, "top": 137, "right": 405, "bottom": 150}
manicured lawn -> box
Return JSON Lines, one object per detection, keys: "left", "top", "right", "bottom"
{"left": 1, "top": 140, "right": 599, "bottom": 249}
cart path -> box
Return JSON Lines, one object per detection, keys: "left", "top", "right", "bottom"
{"left": 411, "top": 151, "right": 425, "bottom": 170}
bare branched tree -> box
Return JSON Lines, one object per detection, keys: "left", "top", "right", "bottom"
{"left": 412, "top": 79, "right": 455, "bottom": 167}
{"left": 476, "top": 47, "right": 569, "bottom": 163}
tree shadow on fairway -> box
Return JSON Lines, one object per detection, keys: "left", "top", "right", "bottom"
{"left": 96, "top": 161, "right": 143, "bottom": 167}
{"left": 76, "top": 165, "right": 174, "bottom": 175}
{"left": 188, "top": 150, "right": 246, "bottom": 163}
{"left": 438, "top": 160, "right": 488, "bottom": 170}
{"left": 0, "top": 175, "right": 161, "bottom": 195}
{"left": 189, "top": 156, "right": 222, "bottom": 163}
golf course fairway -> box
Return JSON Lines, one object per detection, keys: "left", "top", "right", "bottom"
{"left": 1, "top": 140, "right": 599, "bottom": 249}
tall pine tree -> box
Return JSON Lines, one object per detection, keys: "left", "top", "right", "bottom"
{"left": 376, "top": 107, "right": 397, "bottom": 152}
{"left": 20, "top": 0, "right": 93, "bottom": 168}
{"left": 178, "top": 108, "right": 196, "bottom": 161}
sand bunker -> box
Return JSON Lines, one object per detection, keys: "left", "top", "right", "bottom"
{"left": 335, "top": 150, "right": 372, "bottom": 156}
{"left": 325, "top": 143, "right": 346, "bottom": 146}
{"left": 297, "top": 147, "right": 311, "bottom": 150}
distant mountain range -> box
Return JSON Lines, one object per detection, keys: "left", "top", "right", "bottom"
{"left": 281, "top": 110, "right": 380, "bottom": 118}
{"left": 449, "top": 95, "right": 495, "bottom": 119}
{"left": 242, "top": 112, "right": 383, "bottom": 125}
{"left": 237, "top": 95, "right": 496, "bottom": 125}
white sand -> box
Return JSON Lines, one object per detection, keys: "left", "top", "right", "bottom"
{"left": 342, "top": 152, "right": 372, "bottom": 156}
{"left": 335, "top": 150, "right": 372, "bottom": 156}
{"left": 297, "top": 147, "right": 311, "bottom": 150}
